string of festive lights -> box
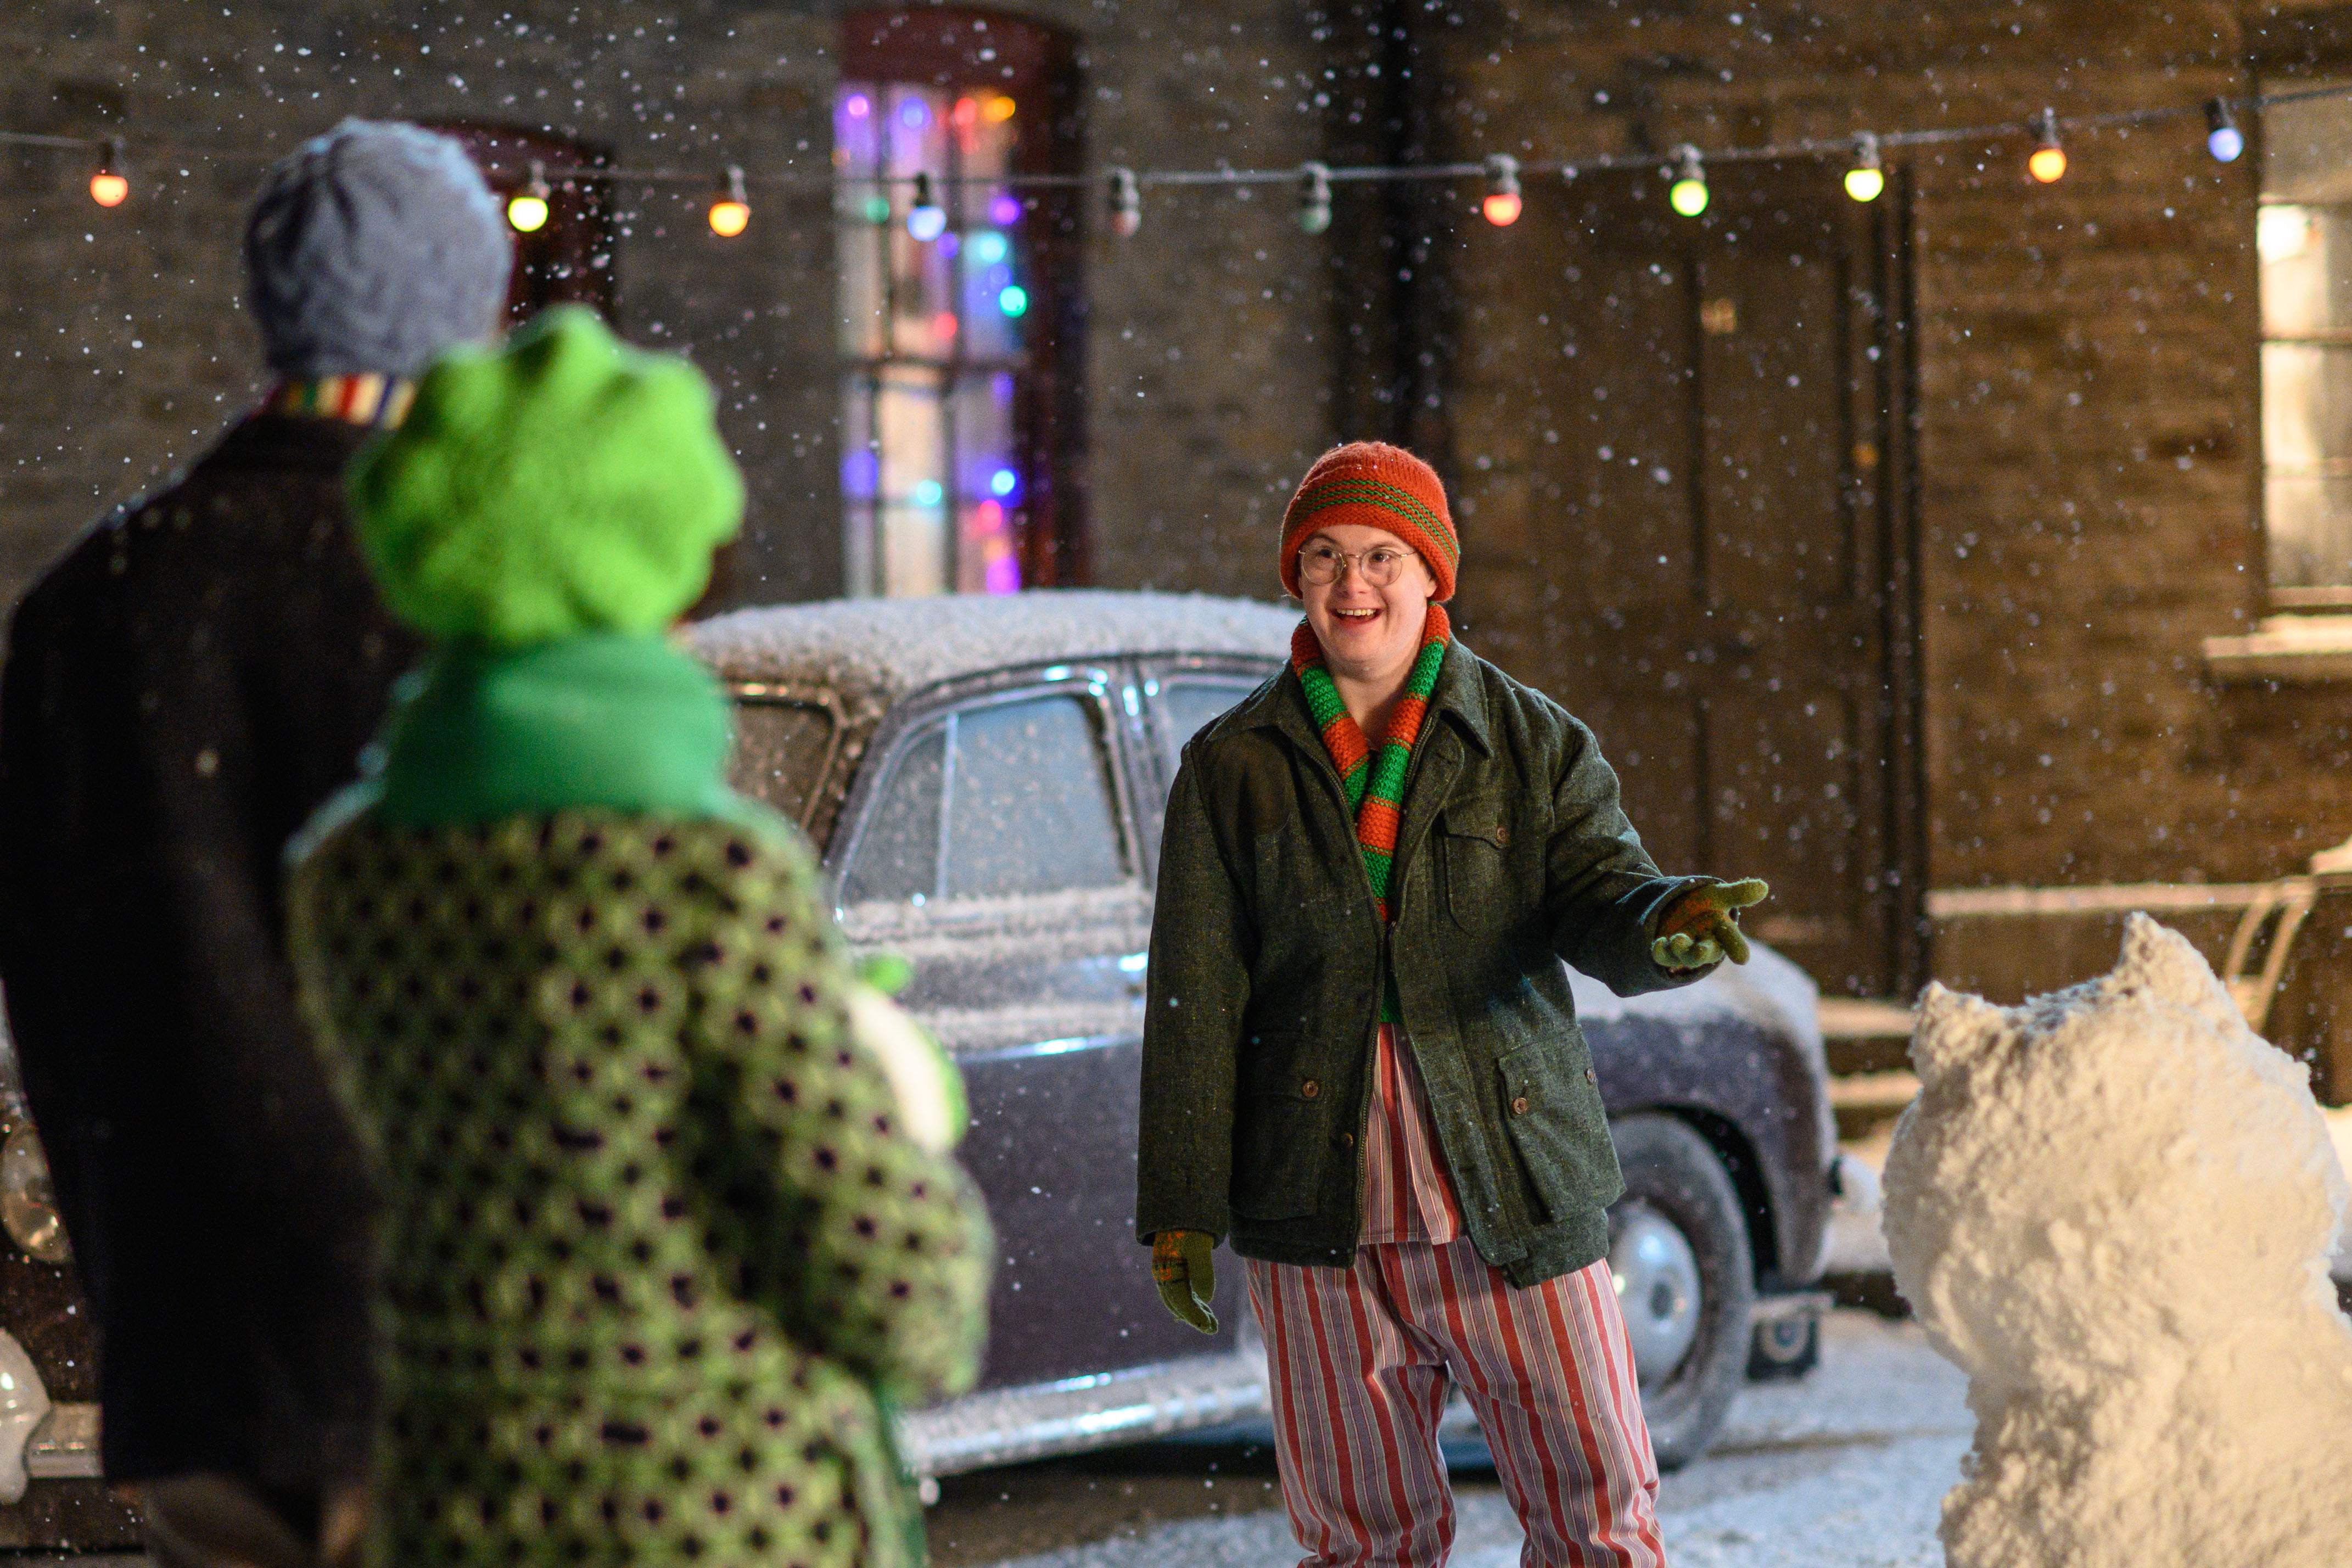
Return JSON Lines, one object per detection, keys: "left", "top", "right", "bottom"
{"left": 7, "top": 80, "right": 2348, "bottom": 233}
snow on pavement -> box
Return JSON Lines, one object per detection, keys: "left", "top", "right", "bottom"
{"left": 970, "top": 1311, "right": 1968, "bottom": 1568}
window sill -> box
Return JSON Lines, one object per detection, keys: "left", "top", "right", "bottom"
{"left": 2203, "top": 615, "right": 2352, "bottom": 683}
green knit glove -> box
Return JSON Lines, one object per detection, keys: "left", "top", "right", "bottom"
{"left": 1651, "top": 877, "right": 1769, "bottom": 970}
{"left": 1151, "top": 1229, "right": 1218, "bottom": 1334}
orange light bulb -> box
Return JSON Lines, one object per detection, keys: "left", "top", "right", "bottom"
{"left": 89, "top": 138, "right": 128, "bottom": 208}
{"left": 707, "top": 165, "right": 750, "bottom": 238}
{"left": 1482, "top": 190, "right": 1523, "bottom": 227}
{"left": 2028, "top": 145, "right": 2068, "bottom": 184}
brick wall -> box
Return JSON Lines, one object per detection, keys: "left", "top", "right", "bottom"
{"left": 1405, "top": 0, "right": 2352, "bottom": 922}
{"left": 0, "top": 0, "right": 1340, "bottom": 612}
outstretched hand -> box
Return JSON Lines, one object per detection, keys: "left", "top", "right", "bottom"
{"left": 1151, "top": 1229, "right": 1219, "bottom": 1334}
{"left": 1650, "top": 877, "right": 1769, "bottom": 970}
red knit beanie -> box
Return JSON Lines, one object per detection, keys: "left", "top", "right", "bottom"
{"left": 1278, "top": 441, "right": 1459, "bottom": 603}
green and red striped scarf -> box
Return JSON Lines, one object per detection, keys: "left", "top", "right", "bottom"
{"left": 1291, "top": 602, "right": 1452, "bottom": 927}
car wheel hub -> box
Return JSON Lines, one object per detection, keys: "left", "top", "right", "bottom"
{"left": 1610, "top": 1202, "right": 1701, "bottom": 1386}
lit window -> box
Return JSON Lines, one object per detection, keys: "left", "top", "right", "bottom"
{"left": 837, "top": 11, "right": 1082, "bottom": 597}
{"left": 2261, "top": 81, "right": 2352, "bottom": 603}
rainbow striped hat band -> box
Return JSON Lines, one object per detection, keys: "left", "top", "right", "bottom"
{"left": 1279, "top": 441, "right": 1459, "bottom": 603}
{"left": 271, "top": 372, "right": 416, "bottom": 429}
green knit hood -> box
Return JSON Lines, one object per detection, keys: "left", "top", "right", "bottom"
{"left": 341, "top": 307, "right": 757, "bottom": 826}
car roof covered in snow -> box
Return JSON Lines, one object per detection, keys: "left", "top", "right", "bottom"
{"left": 686, "top": 590, "right": 1297, "bottom": 704}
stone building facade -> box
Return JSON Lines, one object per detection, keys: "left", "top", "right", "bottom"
{"left": 5, "top": 0, "right": 2352, "bottom": 1009}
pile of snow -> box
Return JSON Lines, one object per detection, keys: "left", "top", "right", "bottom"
{"left": 1881, "top": 914, "right": 2352, "bottom": 1568}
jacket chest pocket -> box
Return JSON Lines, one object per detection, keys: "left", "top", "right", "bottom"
{"left": 1229, "top": 1034, "right": 1336, "bottom": 1222}
{"left": 1437, "top": 801, "right": 1515, "bottom": 933}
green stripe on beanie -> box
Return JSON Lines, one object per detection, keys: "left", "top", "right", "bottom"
{"left": 1289, "top": 477, "right": 1460, "bottom": 563}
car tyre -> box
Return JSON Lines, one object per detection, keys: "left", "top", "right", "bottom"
{"left": 1606, "top": 1112, "right": 1754, "bottom": 1472}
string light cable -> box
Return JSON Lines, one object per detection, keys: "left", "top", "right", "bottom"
{"left": 6, "top": 81, "right": 2343, "bottom": 215}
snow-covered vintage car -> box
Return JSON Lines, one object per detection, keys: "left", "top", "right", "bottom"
{"left": 0, "top": 591, "right": 1836, "bottom": 1544}
{"left": 687, "top": 590, "right": 1837, "bottom": 1477}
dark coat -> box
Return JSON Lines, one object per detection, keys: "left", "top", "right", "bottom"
{"left": 0, "top": 412, "right": 422, "bottom": 1485}
{"left": 1136, "top": 640, "right": 1713, "bottom": 1287}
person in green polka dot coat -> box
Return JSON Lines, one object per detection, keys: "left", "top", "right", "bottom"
{"left": 283, "top": 307, "right": 992, "bottom": 1568}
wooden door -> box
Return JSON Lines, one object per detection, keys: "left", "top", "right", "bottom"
{"left": 1455, "top": 163, "right": 1922, "bottom": 998}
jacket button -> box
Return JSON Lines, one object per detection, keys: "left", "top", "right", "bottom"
{"left": 1301, "top": 1079, "right": 1320, "bottom": 1099}
{"left": 1585, "top": 1067, "right": 1597, "bottom": 1084}
{"left": 1510, "top": 1095, "right": 1530, "bottom": 1116}
{"left": 1341, "top": 1132, "right": 1355, "bottom": 1148}
{"left": 1494, "top": 825, "right": 1510, "bottom": 845}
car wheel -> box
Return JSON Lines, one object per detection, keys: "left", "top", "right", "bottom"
{"left": 1606, "top": 1113, "right": 1754, "bottom": 1472}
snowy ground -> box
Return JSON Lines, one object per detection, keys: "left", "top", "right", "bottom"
{"left": 935, "top": 1311, "right": 1970, "bottom": 1568}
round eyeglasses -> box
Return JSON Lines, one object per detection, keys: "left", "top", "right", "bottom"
{"left": 1297, "top": 541, "right": 1416, "bottom": 587}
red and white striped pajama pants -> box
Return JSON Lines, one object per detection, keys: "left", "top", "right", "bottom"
{"left": 1243, "top": 1026, "right": 1666, "bottom": 1567}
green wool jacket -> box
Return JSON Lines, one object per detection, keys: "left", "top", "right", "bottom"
{"left": 1136, "top": 639, "right": 1715, "bottom": 1287}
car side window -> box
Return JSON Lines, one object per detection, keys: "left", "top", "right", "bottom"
{"left": 839, "top": 724, "right": 947, "bottom": 906}
{"left": 943, "top": 696, "right": 1125, "bottom": 897}
{"left": 841, "top": 691, "right": 1129, "bottom": 909}
{"left": 1153, "top": 678, "right": 1261, "bottom": 794}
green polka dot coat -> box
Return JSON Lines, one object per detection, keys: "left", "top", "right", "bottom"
{"left": 285, "top": 808, "right": 992, "bottom": 1568}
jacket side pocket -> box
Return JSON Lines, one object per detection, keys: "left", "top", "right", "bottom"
{"left": 1229, "top": 1034, "right": 1333, "bottom": 1222}
{"left": 1494, "top": 1040, "right": 1620, "bottom": 1223}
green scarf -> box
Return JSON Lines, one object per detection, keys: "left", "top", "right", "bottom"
{"left": 1291, "top": 605, "right": 1451, "bottom": 1022}
{"left": 1291, "top": 604, "right": 1451, "bottom": 925}
{"left": 361, "top": 632, "right": 764, "bottom": 828}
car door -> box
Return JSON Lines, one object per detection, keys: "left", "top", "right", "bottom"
{"left": 826, "top": 663, "right": 1239, "bottom": 1387}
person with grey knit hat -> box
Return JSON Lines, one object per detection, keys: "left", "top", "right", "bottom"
{"left": 0, "top": 119, "right": 511, "bottom": 1568}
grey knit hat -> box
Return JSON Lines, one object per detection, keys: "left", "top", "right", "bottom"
{"left": 243, "top": 120, "right": 512, "bottom": 379}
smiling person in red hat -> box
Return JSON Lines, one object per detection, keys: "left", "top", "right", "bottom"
{"left": 1137, "top": 441, "right": 1765, "bottom": 1567}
